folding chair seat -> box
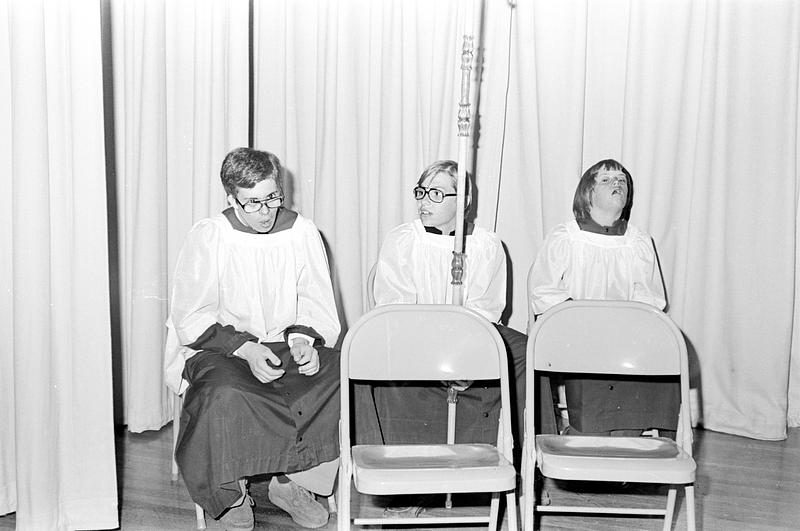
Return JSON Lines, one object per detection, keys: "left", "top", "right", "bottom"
{"left": 522, "top": 300, "right": 696, "bottom": 531}
{"left": 363, "top": 263, "right": 473, "bottom": 505}
{"left": 338, "top": 304, "right": 518, "bottom": 530}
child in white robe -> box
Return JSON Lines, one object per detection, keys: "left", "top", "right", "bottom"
{"left": 165, "top": 148, "right": 340, "bottom": 529}
{"left": 369, "top": 160, "right": 557, "bottom": 457}
{"left": 529, "top": 158, "right": 678, "bottom": 436}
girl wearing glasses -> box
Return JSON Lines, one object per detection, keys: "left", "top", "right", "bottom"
{"left": 368, "top": 160, "right": 556, "bottom": 456}
{"left": 529, "top": 159, "right": 679, "bottom": 437}
{"left": 165, "top": 148, "right": 340, "bottom": 529}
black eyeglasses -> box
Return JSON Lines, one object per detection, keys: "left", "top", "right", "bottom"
{"left": 234, "top": 193, "right": 284, "bottom": 213}
{"left": 413, "top": 186, "right": 457, "bottom": 203}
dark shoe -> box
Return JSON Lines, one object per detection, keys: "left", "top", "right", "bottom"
{"left": 539, "top": 487, "right": 551, "bottom": 506}
{"left": 381, "top": 494, "right": 438, "bottom": 517}
{"left": 219, "top": 495, "right": 254, "bottom": 531}
{"left": 383, "top": 505, "right": 425, "bottom": 517}
{"left": 268, "top": 477, "right": 329, "bottom": 528}
{"left": 534, "top": 473, "right": 551, "bottom": 506}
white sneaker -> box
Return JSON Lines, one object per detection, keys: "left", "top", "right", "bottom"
{"left": 218, "top": 494, "right": 254, "bottom": 531}
{"left": 268, "top": 477, "right": 329, "bottom": 528}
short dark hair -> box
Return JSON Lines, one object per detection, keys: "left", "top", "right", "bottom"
{"left": 220, "top": 147, "right": 283, "bottom": 196}
{"left": 572, "top": 159, "right": 634, "bottom": 221}
{"left": 416, "top": 159, "right": 472, "bottom": 214}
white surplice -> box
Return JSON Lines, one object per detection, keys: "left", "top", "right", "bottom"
{"left": 164, "top": 212, "right": 340, "bottom": 393}
{"left": 529, "top": 219, "right": 666, "bottom": 316}
{"left": 374, "top": 219, "right": 507, "bottom": 322}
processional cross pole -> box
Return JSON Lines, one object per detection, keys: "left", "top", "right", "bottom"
{"left": 445, "top": 2, "right": 475, "bottom": 510}
{"left": 451, "top": 11, "right": 474, "bottom": 306}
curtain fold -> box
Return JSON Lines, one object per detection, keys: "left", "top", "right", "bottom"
{"left": 0, "top": 0, "right": 118, "bottom": 528}
{"left": 112, "top": 0, "right": 249, "bottom": 432}
{"left": 252, "top": 0, "right": 480, "bottom": 330}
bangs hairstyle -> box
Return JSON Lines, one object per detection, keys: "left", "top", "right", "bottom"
{"left": 416, "top": 159, "right": 473, "bottom": 214}
{"left": 572, "top": 158, "right": 634, "bottom": 221}
{"left": 220, "top": 147, "right": 284, "bottom": 196}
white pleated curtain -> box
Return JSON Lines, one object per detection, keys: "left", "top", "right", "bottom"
{"left": 113, "top": 0, "right": 250, "bottom": 432}
{"left": 0, "top": 0, "right": 118, "bottom": 528}
{"left": 246, "top": 0, "right": 800, "bottom": 440}
{"left": 113, "top": 0, "right": 798, "bottom": 442}
{"left": 13, "top": 0, "right": 797, "bottom": 527}
{"left": 496, "top": 0, "right": 799, "bottom": 440}
{"left": 253, "top": 0, "right": 477, "bottom": 325}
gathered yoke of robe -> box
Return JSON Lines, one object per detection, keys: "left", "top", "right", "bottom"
{"left": 529, "top": 218, "right": 666, "bottom": 316}
{"left": 164, "top": 207, "right": 340, "bottom": 393}
{"left": 374, "top": 218, "right": 506, "bottom": 321}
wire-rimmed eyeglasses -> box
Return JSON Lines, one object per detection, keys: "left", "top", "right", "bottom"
{"left": 413, "top": 186, "right": 457, "bottom": 203}
{"left": 234, "top": 193, "right": 284, "bottom": 213}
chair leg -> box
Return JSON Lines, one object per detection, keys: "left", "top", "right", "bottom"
{"left": 327, "top": 493, "right": 337, "bottom": 514}
{"left": 505, "top": 490, "right": 519, "bottom": 531}
{"left": 685, "top": 485, "right": 696, "bottom": 531}
{"left": 488, "top": 492, "right": 501, "bottom": 530}
{"left": 662, "top": 487, "right": 677, "bottom": 531}
{"left": 172, "top": 394, "right": 181, "bottom": 481}
{"left": 521, "top": 454, "right": 535, "bottom": 531}
{"left": 195, "top": 503, "right": 206, "bottom": 529}
{"left": 446, "top": 391, "right": 457, "bottom": 509}
{"left": 337, "top": 466, "right": 350, "bottom": 530}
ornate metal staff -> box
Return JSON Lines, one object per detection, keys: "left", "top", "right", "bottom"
{"left": 450, "top": 9, "right": 474, "bottom": 306}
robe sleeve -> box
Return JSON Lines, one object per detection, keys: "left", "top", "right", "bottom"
{"left": 169, "top": 219, "right": 225, "bottom": 345}
{"left": 630, "top": 232, "right": 667, "bottom": 310}
{"left": 165, "top": 219, "right": 231, "bottom": 393}
{"left": 529, "top": 224, "right": 572, "bottom": 316}
{"left": 294, "top": 220, "right": 341, "bottom": 347}
{"left": 373, "top": 227, "right": 418, "bottom": 306}
{"left": 464, "top": 232, "right": 507, "bottom": 323}
{"left": 187, "top": 323, "right": 258, "bottom": 356}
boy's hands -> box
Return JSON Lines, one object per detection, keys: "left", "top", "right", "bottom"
{"left": 234, "top": 341, "right": 285, "bottom": 383}
{"left": 290, "top": 337, "right": 320, "bottom": 376}
{"left": 234, "top": 338, "right": 320, "bottom": 382}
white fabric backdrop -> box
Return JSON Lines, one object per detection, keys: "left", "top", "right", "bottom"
{"left": 112, "top": 0, "right": 799, "bottom": 440}
{"left": 253, "top": 0, "right": 479, "bottom": 325}
{"left": 0, "top": 0, "right": 118, "bottom": 528}
{"left": 246, "top": 0, "right": 798, "bottom": 440}
{"left": 112, "top": 0, "right": 250, "bottom": 432}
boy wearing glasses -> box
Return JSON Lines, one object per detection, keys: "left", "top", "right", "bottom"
{"left": 369, "top": 160, "right": 555, "bottom": 458}
{"left": 166, "top": 147, "right": 340, "bottom": 529}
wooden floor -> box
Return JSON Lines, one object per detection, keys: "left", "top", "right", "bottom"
{"left": 1, "top": 425, "right": 799, "bottom": 530}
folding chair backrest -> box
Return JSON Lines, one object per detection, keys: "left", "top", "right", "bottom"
{"left": 343, "top": 304, "right": 505, "bottom": 382}
{"left": 527, "top": 299, "right": 693, "bottom": 453}
{"left": 530, "top": 301, "right": 684, "bottom": 377}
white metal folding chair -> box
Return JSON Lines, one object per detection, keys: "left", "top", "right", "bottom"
{"left": 365, "top": 263, "right": 467, "bottom": 509}
{"left": 522, "top": 300, "right": 696, "bottom": 531}
{"left": 338, "top": 304, "right": 518, "bottom": 530}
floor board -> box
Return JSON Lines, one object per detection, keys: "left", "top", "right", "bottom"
{"left": 1, "top": 426, "right": 798, "bottom": 530}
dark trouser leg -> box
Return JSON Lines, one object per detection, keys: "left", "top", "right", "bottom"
{"left": 495, "top": 324, "right": 558, "bottom": 441}
{"left": 177, "top": 347, "right": 340, "bottom": 518}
